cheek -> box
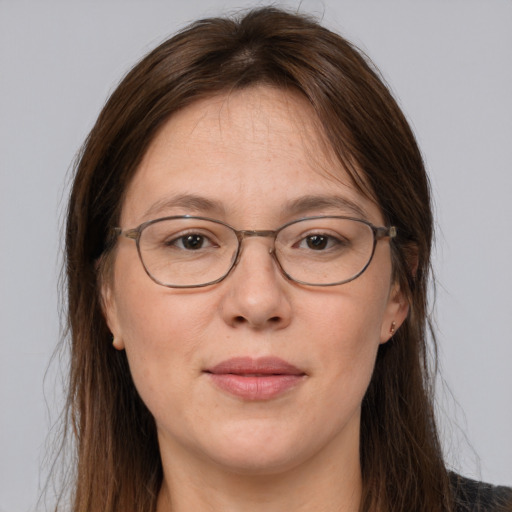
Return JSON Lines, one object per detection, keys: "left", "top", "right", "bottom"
{"left": 304, "top": 275, "right": 391, "bottom": 346}
{"left": 111, "top": 286, "right": 220, "bottom": 432}
{"left": 109, "top": 250, "right": 220, "bottom": 399}
{"left": 112, "top": 245, "right": 214, "bottom": 349}
{"left": 115, "top": 287, "right": 218, "bottom": 370}
{"left": 299, "top": 273, "right": 391, "bottom": 388}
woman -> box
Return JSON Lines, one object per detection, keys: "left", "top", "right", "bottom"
{"left": 61, "top": 6, "right": 510, "bottom": 512}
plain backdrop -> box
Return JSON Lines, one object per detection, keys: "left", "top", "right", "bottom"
{"left": 1, "top": 1, "right": 511, "bottom": 510}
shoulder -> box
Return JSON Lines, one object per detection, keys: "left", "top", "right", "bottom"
{"left": 450, "top": 473, "right": 512, "bottom": 512}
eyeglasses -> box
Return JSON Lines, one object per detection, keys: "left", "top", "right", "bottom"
{"left": 114, "top": 215, "right": 396, "bottom": 288}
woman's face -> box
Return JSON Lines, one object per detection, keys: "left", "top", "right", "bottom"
{"left": 103, "top": 86, "right": 407, "bottom": 477}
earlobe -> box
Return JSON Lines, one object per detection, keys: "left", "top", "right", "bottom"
{"left": 100, "top": 282, "right": 125, "bottom": 351}
{"left": 112, "top": 336, "right": 125, "bottom": 350}
{"left": 380, "top": 282, "right": 409, "bottom": 344}
{"left": 380, "top": 244, "right": 417, "bottom": 343}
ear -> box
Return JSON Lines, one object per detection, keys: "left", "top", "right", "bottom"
{"left": 403, "top": 243, "right": 419, "bottom": 279}
{"left": 100, "top": 278, "right": 126, "bottom": 351}
{"left": 379, "top": 280, "right": 409, "bottom": 344}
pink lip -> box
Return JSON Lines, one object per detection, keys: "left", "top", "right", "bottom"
{"left": 205, "top": 357, "right": 306, "bottom": 400}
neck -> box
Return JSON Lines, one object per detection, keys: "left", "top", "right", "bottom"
{"left": 156, "top": 431, "right": 362, "bottom": 512}
{"left": 157, "top": 467, "right": 361, "bottom": 512}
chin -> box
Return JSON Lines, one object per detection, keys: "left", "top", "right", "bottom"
{"left": 210, "top": 448, "right": 307, "bottom": 477}
{"left": 195, "top": 422, "right": 312, "bottom": 476}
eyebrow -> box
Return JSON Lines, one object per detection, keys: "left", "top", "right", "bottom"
{"left": 142, "top": 193, "right": 368, "bottom": 221}
{"left": 142, "top": 193, "right": 226, "bottom": 219}
{"left": 284, "top": 195, "right": 369, "bottom": 219}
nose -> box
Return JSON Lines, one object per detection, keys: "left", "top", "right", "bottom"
{"left": 219, "top": 238, "right": 292, "bottom": 330}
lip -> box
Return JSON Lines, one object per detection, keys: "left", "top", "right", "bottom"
{"left": 204, "top": 356, "right": 306, "bottom": 401}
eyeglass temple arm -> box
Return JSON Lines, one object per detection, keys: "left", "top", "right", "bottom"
{"left": 375, "top": 226, "right": 397, "bottom": 240}
{"left": 112, "top": 227, "right": 140, "bottom": 240}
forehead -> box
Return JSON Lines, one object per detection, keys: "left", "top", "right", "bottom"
{"left": 121, "top": 86, "right": 382, "bottom": 226}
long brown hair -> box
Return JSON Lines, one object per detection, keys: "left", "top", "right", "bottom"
{"left": 61, "top": 7, "right": 451, "bottom": 511}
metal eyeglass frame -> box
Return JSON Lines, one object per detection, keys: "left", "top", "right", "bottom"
{"left": 113, "top": 215, "right": 397, "bottom": 288}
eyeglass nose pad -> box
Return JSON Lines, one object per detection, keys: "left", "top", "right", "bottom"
{"left": 268, "top": 246, "right": 280, "bottom": 264}
{"left": 231, "top": 246, "right": 243, "bottom": 268}
{"left": 268, "top": 246, "right": 281, "bottom": 267}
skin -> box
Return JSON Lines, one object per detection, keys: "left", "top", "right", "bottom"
{"left": 102, "top": 86, "right": 408, "bottom": 512}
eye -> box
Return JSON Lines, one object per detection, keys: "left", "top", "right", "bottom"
{"left": 304, "top": 234, "right": 329, "bottom": 250}
{"left": 297, "top": 234, "right": 345, "bottom": 251}
{"left": 167, "top": 233, "right": 216, "bottom": 250}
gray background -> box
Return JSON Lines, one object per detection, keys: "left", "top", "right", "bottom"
{"left": 1, "top": 1, "right": 511, "bottom": 510}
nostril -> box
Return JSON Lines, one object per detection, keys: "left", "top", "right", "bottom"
{"left": 231, "top": 315, "right": 282, "bottom": 327}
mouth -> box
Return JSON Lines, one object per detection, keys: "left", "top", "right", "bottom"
{"left": 204, "top": 356, "right": 307, "bottom": 401}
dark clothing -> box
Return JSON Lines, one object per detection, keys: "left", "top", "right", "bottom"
{"left": 451, "top": 474, "right": 512, "bottom": 511}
